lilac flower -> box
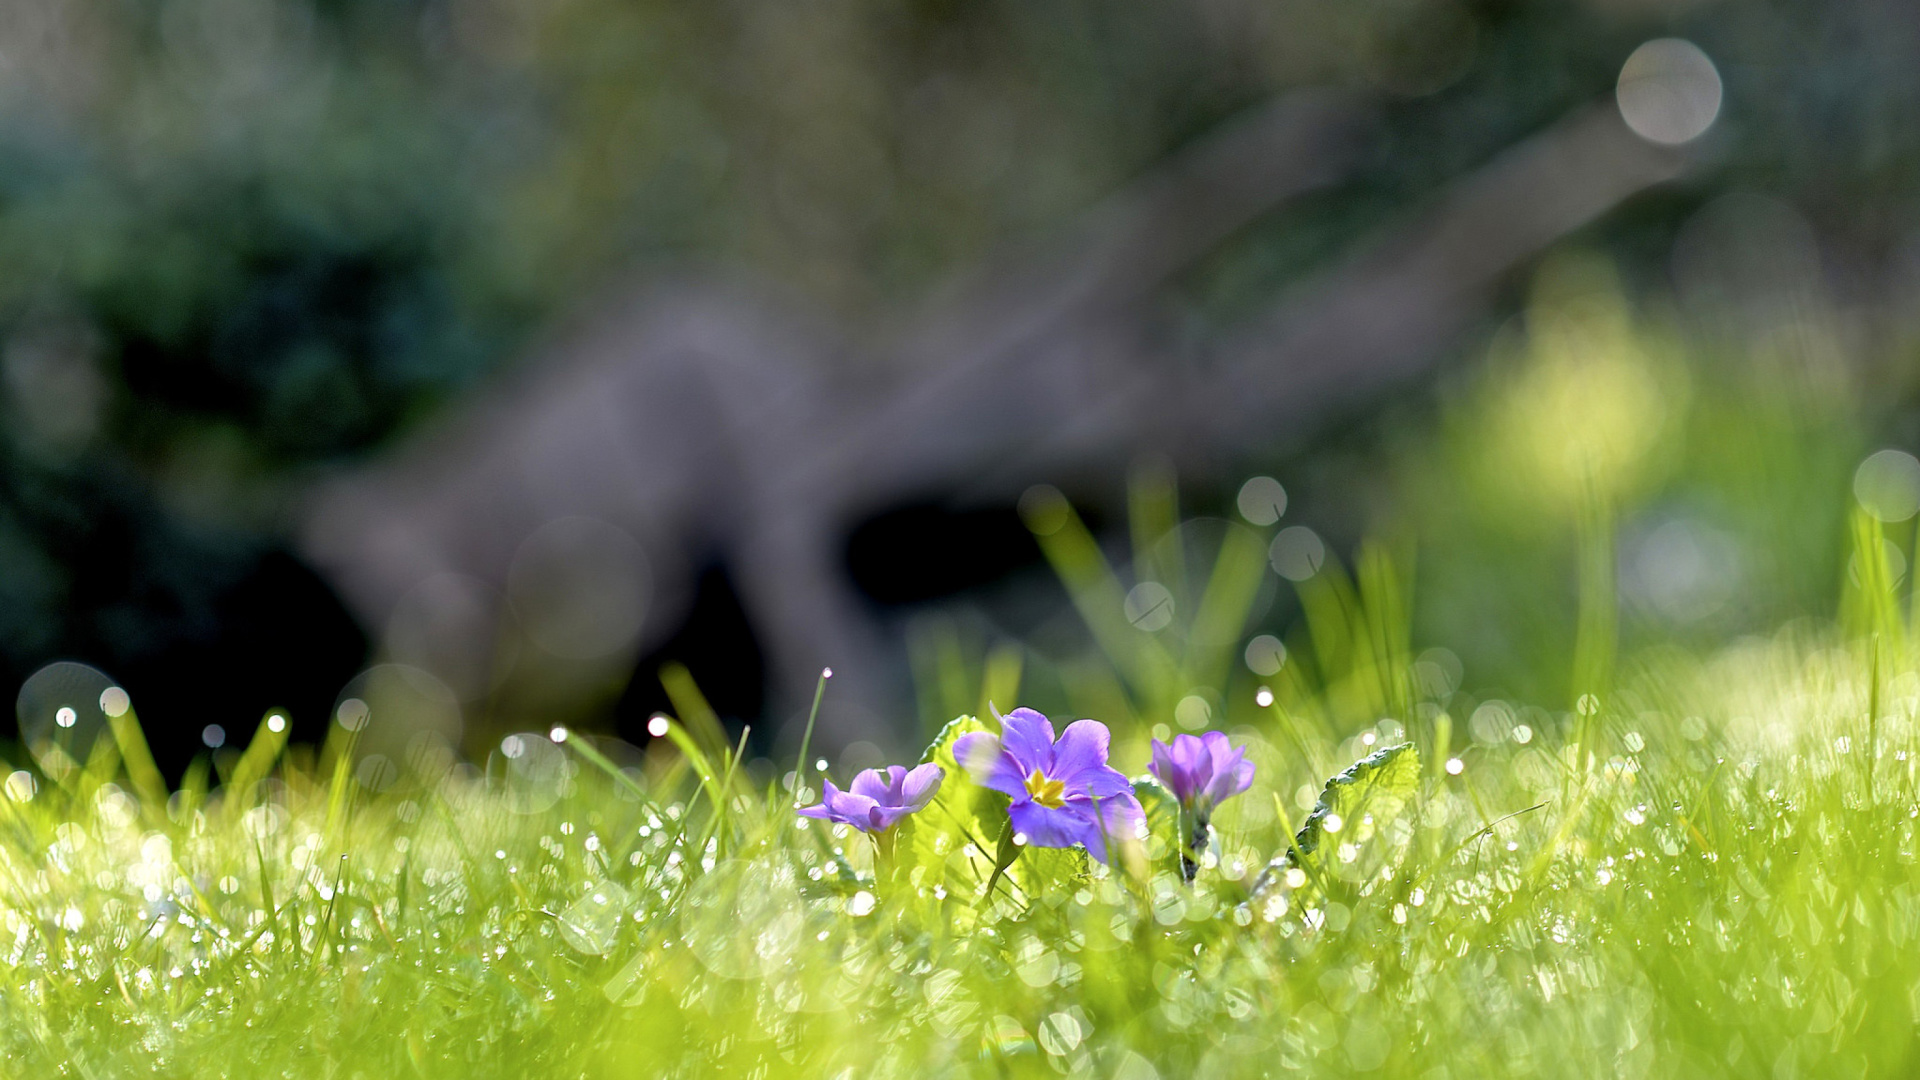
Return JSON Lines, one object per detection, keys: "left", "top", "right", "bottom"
{"left": 1150, "top": 731, "right": 1254, "bottom": 881}
{"left": 1149, "top": 732, "right": 1255, "bottom": 817}
{"left": 798, "top": 763, "right": 944, "bottom": 833}
{"left": 953, "top": 708, "right": 1144, "bottom": 863}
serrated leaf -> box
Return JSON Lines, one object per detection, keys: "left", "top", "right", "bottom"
{"left": 899, "top": 716, "right": 1006, "bottom": 897}
{"left": 1257, "top": 742, "right": 1420, "bottom": 907}
{"left": 1131, "top": 775, "right": 1182, "bottom": 874}
{"left": 1008, "top": 845, "right": 1089, "bottom": 907}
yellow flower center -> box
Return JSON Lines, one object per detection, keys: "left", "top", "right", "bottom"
{"left": 1025, "top": 769, "right": 1066, "bottom": 809}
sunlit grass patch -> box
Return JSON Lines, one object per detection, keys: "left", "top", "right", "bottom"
{"left": 0, "top": 518, "right": 1915, "bottom": 1078}
{"left": 10, "top": 373, "right": 1920, "bottom": 1076}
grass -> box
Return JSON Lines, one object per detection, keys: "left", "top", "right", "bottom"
{"left": 4, "top": 268, "right": 1916, "bottom": 1077}
{"left": 2, "top": 493, "right": 1917, "bottom": 1079}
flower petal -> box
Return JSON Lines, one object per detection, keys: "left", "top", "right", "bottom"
{"left": 823, "top": 788, "right": 883, "bottom": 831}
{"left": 1149, "top": 738, "right": 1181, "bottom": 792}
{"left": 798, "top": 778, "right": 847, "bottom": 819}
{"left": 899, "top": 763, "right": 945, "bottom": 809}
{"left": 954, "top": 732, "right": 1027, "bottom": 797}
{"left": 1205, "top": 752, "right": 1255, "bottom": 806}
{"left": 1082, "top": 763, "right": 1136, "bottom": 800}
{"left": 998, "top": 708, "right": 1057, "bottom": 773}
{"left": 848, "top": 766, "right": 900, "bottom": 803}
{"left": 1008, "top": 799, "right": 1100, "bottom": 850}
{"left": 1176, "top": 734, "right": 1217, "bottom": 794}
{"left": 1050, "top": 719, "right": 1112, "bottom": 787}
{"left": 1063, "top": 791, "right": 1146, "bottom": 863}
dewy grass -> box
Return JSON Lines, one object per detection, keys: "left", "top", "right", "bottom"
{"left": 7, "top": 482, "right": 1920, "bottom": 1076}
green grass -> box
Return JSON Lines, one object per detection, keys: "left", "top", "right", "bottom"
{"left": 2, "top": 491, "right": 1917, "bottom": 1079}
{"left": 6, "top": 268, "right": 1917, "bottom": 1077}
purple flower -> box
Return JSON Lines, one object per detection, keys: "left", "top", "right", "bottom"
{"left": 1149, "top": 731, "right": 1255, "bottom": 817}
{"left": 953, "top": 708, "right": 1144, "bottom": 863}
{"left": 798, "top": 764, "right": 944, "bottom": 832}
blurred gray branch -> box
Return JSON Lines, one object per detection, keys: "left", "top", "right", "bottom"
{"left": 298, "top": 92, "right": 1690, "bottom": 753}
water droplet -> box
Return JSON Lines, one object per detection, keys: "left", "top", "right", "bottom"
{"left": 99, "top": 687, "right": 130, "bottom": 717}
{"left": 202, "top": 725, "right": 226, "bottom": 749}
{"left": 847, "top": 891, "right": 876, "bottom": 917}
{"left": 1445, "top": 758, "right": 1465, "bottom": 776}
{"left": 549, "top": 725, "right": 569, "bottom": 744}
{"left": 1255, "top": 687, "right": 1275, "bottom": 708}
{"left": 647, "top": 715, "right": 670, "bottom": 738}
{"left": 267, "top": 714, "right": 287, "bottom": 734}
{"left": 558, "top": 880, "right": 633, "bottom": 955}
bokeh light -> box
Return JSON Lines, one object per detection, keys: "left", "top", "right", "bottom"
{"left": 15, "top": 662, "right": 115, "bottom": 775}
{"left": 334, "top": 665, "right": 462, "bottom": 781}
{"left": 1236, "top": 477, "right": 1288, "bottom": 526}
{"left": 1853, "top": 449, "right": 1920, "bottom": 523}
{"left": 1617, "top": 39, "right": 1722, "bottom": 145}
{"left": 507, "top": 517, "right": 652, "bottom": 661}
{"left": 1123, "top": 581, "right": 1175, "bottom": 632}
{"left": 1245, "top": 634, "right": 1288, "bottom": 677}
{"left": 1269, "top": 527, "right": 1326, "bottom": 582}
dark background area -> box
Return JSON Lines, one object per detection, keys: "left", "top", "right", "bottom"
{"left": 8, "top": 0, "right": 1920, "bottom": 772}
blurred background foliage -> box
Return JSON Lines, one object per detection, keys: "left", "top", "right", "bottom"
{"left": 5, "top": 0, "right": 1920, "bottom": 767}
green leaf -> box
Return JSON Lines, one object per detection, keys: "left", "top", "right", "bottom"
{"left": 1131, "top": 775, "right": 1182, "bottom": 874}
{"left": 899, "top": 716, "right": 1007, "bottom": 898}
{"left": 1257, "top": 741, "right": 1421, "bottom": 908}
